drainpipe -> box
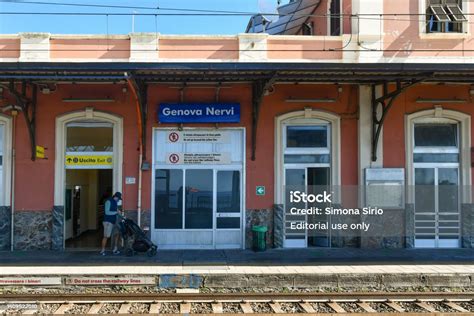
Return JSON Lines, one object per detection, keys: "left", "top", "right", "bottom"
{"left": 126, "top": 76, "right": 143, "bottom": 228}
{"left": 9, "top": 109, "right": 18, "bottom": 251}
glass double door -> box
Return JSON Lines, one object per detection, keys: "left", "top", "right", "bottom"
{"left": 414, "top": 166, "right": 460, "bottom": 248}
{"left": 284, "top": 167, "right": 330, "bottom": 248}
{"left": 154, "top": 168, "right": 242, "bottom": 249}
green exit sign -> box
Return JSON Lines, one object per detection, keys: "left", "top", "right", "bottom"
{"left": 256, "top": 186, "right": 265, "bottom": 196}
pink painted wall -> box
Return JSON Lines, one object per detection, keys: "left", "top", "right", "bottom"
{"left": 159, "top": 38, "right": 239, "bottom": 59}
{"left": 384, "top": 0, "right": 474, "bottom": 58}
{"left": 0, "top": 38, "right": 20, "bottom": 58}
{"left": 50, "top": 39, "right": 131, "bottom": 59}
{"left": 268, "top": 39, "right": 343, "bottom": 59}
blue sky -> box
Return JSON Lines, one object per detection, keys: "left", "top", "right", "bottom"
{"left": 0, "top": 0, "right": 284, "bottom": 35}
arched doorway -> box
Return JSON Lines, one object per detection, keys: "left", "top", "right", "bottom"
{"left": 275, "top": 109, "right": 341, "bottom": 248}
{"left": 54, "top": 108, "right": 123, "bottom": 250}
{"left": 405, "top": 108, "right": 471, "bottom": 248}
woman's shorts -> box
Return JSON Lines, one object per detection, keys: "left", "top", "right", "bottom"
{"left": 103, "top": 221, "right": 116, "bottom": 238}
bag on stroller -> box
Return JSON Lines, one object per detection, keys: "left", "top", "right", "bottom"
{"left": 118, "top": 216, "right": 157, "bottom": 257}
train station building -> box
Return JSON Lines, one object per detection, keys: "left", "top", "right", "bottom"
{"left": 0, "top": 0, "right": 473, "bottom": 252}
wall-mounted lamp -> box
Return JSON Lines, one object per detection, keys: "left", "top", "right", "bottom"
{"left": 285, "top": 98, "right": 337, "bottom": 103}
{"left": 416, "top": 98, "right": 467, "bottom": 104}
{"left": 62, "top": 98, "right": 115, "bottom": 103}
{"left": 1, "top": 104, "right": 23, "bottom": 116}
{"left": 39, "top": 84, "right": 57, "bottom": 95}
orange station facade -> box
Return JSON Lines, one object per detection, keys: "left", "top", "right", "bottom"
{"left": 1, "top": 0, "right": 474, "bottom": 250}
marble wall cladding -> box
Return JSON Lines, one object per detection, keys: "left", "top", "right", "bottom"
{"left": 461, "top": 203, "right": 473, "bottom": 248}
{"left": 331, "top": 236, "right": 360, "bottom": 248}
{"left": 245, "top": 209, "right": 274, "bottom": 249}
{"left": 14, "top": 210, "right": 52, "bottom": 250}
{"left": 329, "top": 204, "right": 360, "bottom": 248}
{"left": 273, "top": 204, "right": 284, "bottom": 248}
{"left": 123, "top": 210, "right": 151, "bottom": 237}
{"left": 52, "top": 205, "right": 64, "bottom": 251}
{"left": 123, "top": 210, "right": 138, "bottom": 223}
{"left": 360, "top": 209, "right": 405, "bottom": 249}
{"left": 0, "top": 206, "right": 11, "bottom": 250}
{"left": 405, "top": 203, "right": 415, "bottom": 249}
{"left": 140, "top": 209, "right": 151, "bottom": 230}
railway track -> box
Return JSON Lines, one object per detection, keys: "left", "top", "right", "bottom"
{"left": 0, "top": 292, "right": 473, "bottom": 315}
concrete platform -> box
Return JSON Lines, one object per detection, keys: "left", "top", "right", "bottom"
{"left": 0, "top": 249, "right": 473, "bottom": 290}
{"left": 1, "top": 248, "right": 474, "bottom": 267}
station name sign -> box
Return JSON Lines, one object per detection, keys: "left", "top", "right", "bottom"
{"left": 159, "top": 103, "right": 240, "bottom": 123}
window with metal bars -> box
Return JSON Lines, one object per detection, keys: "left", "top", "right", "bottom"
{"left": 426, "top": 0, "right": 466, "bottom": 33}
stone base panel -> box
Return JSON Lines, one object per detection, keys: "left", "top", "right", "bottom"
{"left": 13, "top": 210, "right": 52, "bottom": 251}
{"left": 8, "top": 205, "right": 474, "bottom": 250}
{"left": 0, "top": 206, "right": 11, "bottom": 250}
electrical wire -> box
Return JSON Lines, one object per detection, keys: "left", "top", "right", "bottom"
{"left": 0, "top": 0, "right": 273, "bottom": 15}
{"left": 0, "top": 0, "right": 277, "bottom": 15}
{"left": 0, "top": 10, "right": 473, "bottom": 27}
{"left": 0, "top": 3, "right": 472, "bottom": 54}
{"left": 0, "top": 0, "right": 159, "bottom": 10}
{"left": 0, "top": 0, "right": 470, "bottom": 18}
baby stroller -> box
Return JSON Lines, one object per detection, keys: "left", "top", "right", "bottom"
{"left": 118, "top": 215, "right": 157, "bottom": 257}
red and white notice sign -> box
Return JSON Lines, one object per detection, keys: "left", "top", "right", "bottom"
{"left": 65, "top": 276, "right": 155, "bottom": 285}
{"left": 0, "top": 277, "right": 62, "bottom": 285}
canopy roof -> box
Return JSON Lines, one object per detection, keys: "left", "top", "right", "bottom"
{"left": 1, "top": 62, "right": 474, "bottom": 84}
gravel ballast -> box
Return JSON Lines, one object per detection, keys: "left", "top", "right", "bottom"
{"left": 158, "top": 302, "right": 179, "bottom": 314}
{"left": 64, "top": 304, "right": 91, "bottom": 314}
{"left": 98, "top": 303, "right": 121, "bottom": 314}
{"left": 251, "top": 302, "right": 273, "bottom": 313}
{"left": 339, "top": 302, "right": 365, "bottom": 313}
{"left": 190, "top": 303, "right": 213, "bottom": 314}
{"left": 222, "top": 303, "right": 243, "bottom": 313}
{"left": 310, "top": 303, "right": 334, "bottom": 313}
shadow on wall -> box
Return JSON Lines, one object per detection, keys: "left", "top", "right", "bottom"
{"left": 384, "top": 0, "right": 463, "bottom": 59}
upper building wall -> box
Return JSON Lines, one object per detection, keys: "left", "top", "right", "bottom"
{"left": 1, "top": 0, "right": 474, "bottom": 64}
{"left": 383, "top": 0, "right": 474, "bottom": 60}
{"left": 0, "top": 33, "right": 345, "bottom": 63}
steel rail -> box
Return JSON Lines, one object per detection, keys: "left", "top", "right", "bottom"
{"left": 0, "top": 292, "right": 473, "bottom": 302}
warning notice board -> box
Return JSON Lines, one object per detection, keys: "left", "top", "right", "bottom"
{"left": 65, "top": 153, "right": 113, "bottom": 169}
{"left": 65, "top": 277, "right": 155, "bottom": 286}
{"left": 166, "top": 153, "right": 231, "bottom": 165}
{"left": 0, "top": 277, "right": 62, "bottom": 286}
{"left": 166, "top": 131, "right": 230, "bottom": 143}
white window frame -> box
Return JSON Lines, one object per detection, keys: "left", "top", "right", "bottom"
{"left": 412, "top": 120, "right": 461, "bottom": 248}
{"left": 0, "top": 115, "right": 12, "bottom": 208}
{"left": 406, "top": 108, "right": 471, "bottom": 204}
{"left": 275, "top": 109, "right": 341, "bottom": 205}
{"left": 419, "top": 0, "right": 470, "bottom": 38}
{"left": 283, "top": 122, "right": 331, "bottom": 155}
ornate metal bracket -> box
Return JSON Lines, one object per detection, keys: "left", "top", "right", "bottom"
{"left": 371, "top": 79, "right": 426, "bottom": 162}
{"left": 251, "top": 73, "right": 278, "bottom": 161}
{"left": 1, "top": 80, "right": 37, "bottom": 161}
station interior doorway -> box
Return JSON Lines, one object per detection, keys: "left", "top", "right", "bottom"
{"left": 65, "top": 169, "right": 112, "bottom": 250}
{"left": 64, "top": 121, "right": 114, "bottom": 250}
